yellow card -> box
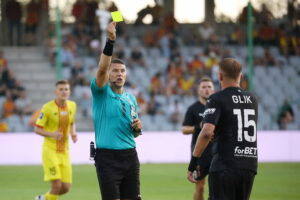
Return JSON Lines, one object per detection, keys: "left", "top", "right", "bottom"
{"left": 111, "top": 11, "right": 123, "bottom": 22}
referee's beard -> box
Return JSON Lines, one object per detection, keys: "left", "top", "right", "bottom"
{"left": 110, "top": 80, "right": 124, "bottom": 90}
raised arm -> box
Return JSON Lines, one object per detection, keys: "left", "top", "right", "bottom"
{"left": 96, "top": 22, "right": 117, "bottom": 88}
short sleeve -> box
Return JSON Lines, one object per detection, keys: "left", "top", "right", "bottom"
{"left": 35, "top": 106, "right": 48, "bottom": 128}
{"left": 90, "top": 77, "right": 109, "bottom": 95}
{"left": 71, "top": 102, "right": 77, "bottom": 125}
{"left": 202, "top": 96, "right": 221, "bottom": 125}
{"left": 182, "top": 107, "right": 194, "bottom": 126}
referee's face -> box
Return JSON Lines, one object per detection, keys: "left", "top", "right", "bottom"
{"left": 109, "top": 63, "right": 127, "bottom": 88}
{"left": 198, "top": 81, "right": 214, "bottom": 100}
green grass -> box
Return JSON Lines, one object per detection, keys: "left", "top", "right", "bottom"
{"left": 0, "top": 163, "right": 299, "bottom": 200}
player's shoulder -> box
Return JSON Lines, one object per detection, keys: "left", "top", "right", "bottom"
{"left": 208, "top": 91, "right": 223, "bottom": 102}
{"left": 42, "top": 100, "right": 55, "bottom": 109}
{"left": 67, "top": 100, "right": 77, "bottom": 107}
{"left": 189, "top": 101, "right": 204, "bottom": 109}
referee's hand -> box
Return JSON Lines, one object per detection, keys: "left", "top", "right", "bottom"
{"left": 132, "top": 118, "right": 142, "bottom": 132}
{"left": 106, "top": 22, "right": 116, "bottom": 41}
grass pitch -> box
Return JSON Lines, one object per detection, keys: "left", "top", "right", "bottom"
{"left": 0, "top": 163, "right": 299, "bottom": 200}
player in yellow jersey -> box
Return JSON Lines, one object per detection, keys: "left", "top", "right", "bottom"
{"left": 34, "top": 80, "right": 77, "bottom": 200}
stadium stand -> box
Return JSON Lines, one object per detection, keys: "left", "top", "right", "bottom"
{"left": 1, "top": 1, "right": 299, "bottom": 132}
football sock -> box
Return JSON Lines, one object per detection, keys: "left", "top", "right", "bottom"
{"left": 45, "top": 192, "right": 59, "bottom": 200}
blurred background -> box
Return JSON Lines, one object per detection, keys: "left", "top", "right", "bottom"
{"left": 0, "top": 0, "right": 299, "bottom": 133}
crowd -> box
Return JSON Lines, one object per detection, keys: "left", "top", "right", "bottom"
{"left": 4, "top": 0, "right": 46, "bottom": 46}
{"left": 1, "top": 1, "right": 299, "bottom": 131}
{"left": 0, "top": 50, "right": 34, "bottom": 132}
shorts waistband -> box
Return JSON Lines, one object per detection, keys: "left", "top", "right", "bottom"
{"left": 96, "top": 148, "right": 136, "bottom": 154}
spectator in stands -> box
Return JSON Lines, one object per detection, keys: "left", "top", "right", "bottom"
{"left": 150, "top": 72, "right": 164, "bottom": 95}
{"left": 255, "top": 48, "right": 277, "bottom": 67}
{"left": 178, "top": 72, "right": 195, "bottom": 96}
{"left": 127, "top": 83, "right": 140, "bottom": 97}
{"left": 189, "top": 54, "right": 205, "bottom": 76}
{"left": 257, "top": 22, "right": 277, "bottom": 46}
{"left": 72, "top": 0, "right": 86, "bottom": 24}
{"left": 205, "top": 51, "right": 219, "bottom": 74}
{"left": 163, "top": 11, "right": 178, "bottom": 32}
{"left": 24, "top": 0, "right": 40, "bottom": 45}
{"left": 84, "top": 0, "right": 98, "bottom": 28}
{"left": 229, "top": 26, "right": 245, "bottom": 45}
{"left": 169, "top": 99, "right": 183, "bottom": 130}
{"left": 151, "top": 0, "right": 164, "bottom": 25}
{"left": 15, "top": 89, "right": 33, "bottom": 116}
{"left": 262, "top": 48, "right": 277, "bottom": 66}
{"left": 198, "top": 21, "right": 214, "bottom": 44}
{"left": 114, "top": 44, "right": 126, "bottom": 60}
{"left": 0, "top": 50, "right": 8, "bottom": 69}
{"left": 73, "top": 79, "right": 91, "bottom": 117}
{"left": 2, "top": 91, "right": 17, "bottom": 118}
{"left": 128, "top": 46, "right": 146, "bottom": 68}
{"left": 257, "top": 3, "right": 274, "bottom": 24}
{"left": 0, "top": 82, "right": 6, "bottom": 99}
{"left": 147, "top": 93, "right": 163, "bottom": 117}
{"left": 238, "top": 4, "right": 258, "bottom": 24}
{"left": 136, "top": 92, "right": 147, "bottom": 116}
{"left": 0, "top": 51, "right": 9, "bottom": 83}
{"left": 0, "top": 119, "right": 9, "bottom": 132}
{"left": 5, "top": 0, "right": 22, "bottom": 46}
{"left": 277, "top": 101, "right": 294, "bottom": 130}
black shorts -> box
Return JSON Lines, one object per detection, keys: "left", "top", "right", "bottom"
{"left": 94, "top": 148, "right": 141, "bottom": 200}
{"left": 208, "top": 169, "right": 256, "bottom": 200}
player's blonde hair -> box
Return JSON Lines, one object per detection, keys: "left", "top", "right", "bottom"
{"left": 219, "top": 58, "right": 242, "bottom": 80}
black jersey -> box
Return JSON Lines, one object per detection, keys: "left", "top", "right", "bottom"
{"left": 182, "top": 101, "right": 213, "bottom": 160}
{"left": 203, "top": 87, "right": 258, "bottom": 173}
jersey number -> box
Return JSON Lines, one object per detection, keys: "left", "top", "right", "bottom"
{"left": 233, "top": 109, "right": 256, "bottom": 142}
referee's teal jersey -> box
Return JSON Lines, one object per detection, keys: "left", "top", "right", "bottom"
{"left": 90, "top": 78, "right": 139, "bottom": 149}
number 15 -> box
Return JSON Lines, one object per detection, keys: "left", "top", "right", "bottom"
{"left": 233, "top": 109, "right": 256, "bottom": 142}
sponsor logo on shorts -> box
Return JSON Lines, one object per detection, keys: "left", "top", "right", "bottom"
{"left": 234, "top": 146, "right": 257, "bottom": 158}
{"left": 49, "top": 167, "right": 56, "bottom": 176}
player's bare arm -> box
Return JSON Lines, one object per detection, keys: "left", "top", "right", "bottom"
{"left": 192, "top": 123, "right": 215, "bottom": 157}
{"left": 96, "top": 22, "right": 116, "bottom": 88}
{"left": 70, "top": 123, "right": 78, "bottom": 143}
{"left": 181, "top": 125, "right": 199, "bottom": 135}
{"left": 34, "top": 127, "right": 62, "bottom": 140}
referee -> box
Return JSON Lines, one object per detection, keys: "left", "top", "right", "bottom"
{"left": 91, "top": 22, "right": 143, "bottom": 200}
{"left": 182, "top": 77, "right": 215, "bottom": 200}
{"left": 189, "top": 58, "right": 258, "bottom": 200}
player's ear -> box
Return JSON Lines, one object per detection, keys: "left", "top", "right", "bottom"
{"left": 218, "top": 72, "right": 222, "bottom": 82}
{"left": 239, "top": 73, "right": 243, "bottom": 84}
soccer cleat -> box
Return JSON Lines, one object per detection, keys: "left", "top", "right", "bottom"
{"left": 34, "top": 195, "right": 45, "bottom": 200}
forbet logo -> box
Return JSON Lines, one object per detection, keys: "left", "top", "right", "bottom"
{"left": 204, "top": 108, "right": 216, "bottom": 116}
{"left": 234, "top": 146, "right": 257, "bottom": 158}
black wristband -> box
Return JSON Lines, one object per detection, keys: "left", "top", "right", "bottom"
{"left": 188, "top": 156, "right": 199, "bottom": 172}
{"left": 103, "top": 39, "right": 115, "bottom": 56}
